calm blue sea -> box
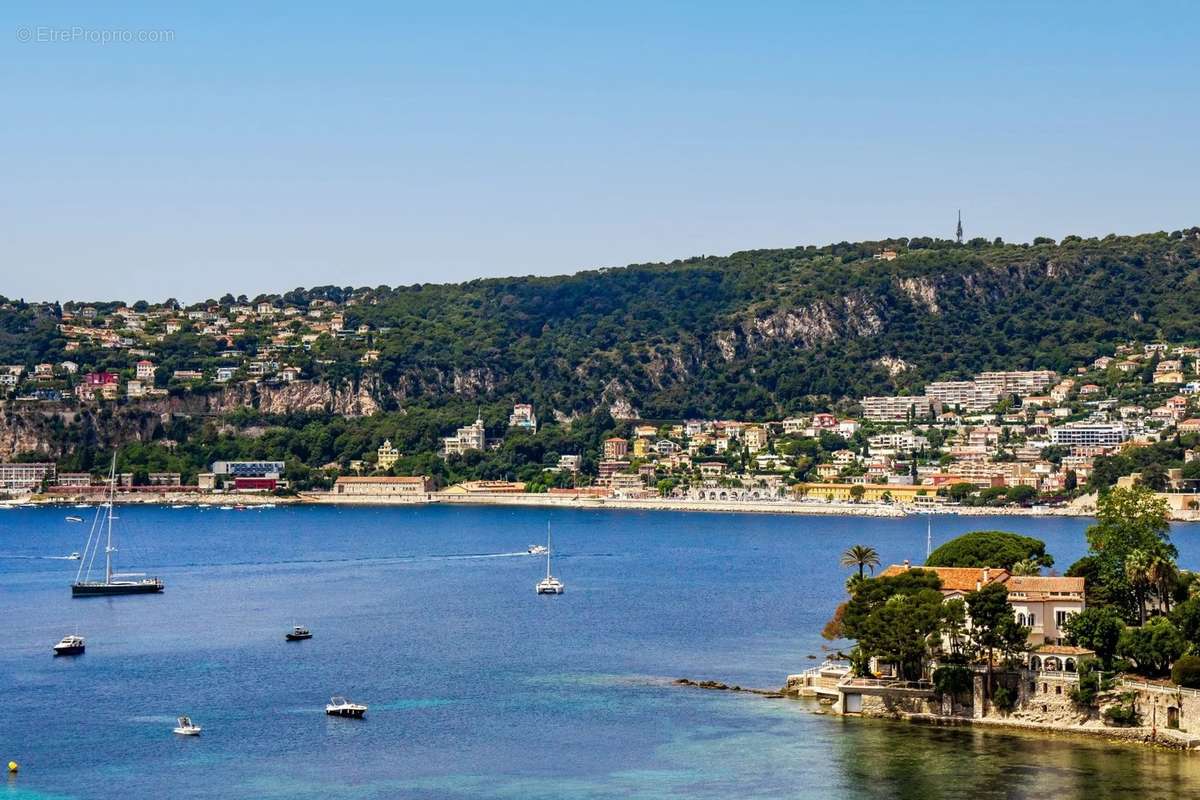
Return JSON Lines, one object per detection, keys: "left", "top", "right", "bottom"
{"left": 2, "top": 505, "right": 1200, "bottom": 799}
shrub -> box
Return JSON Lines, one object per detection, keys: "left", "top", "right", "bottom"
{"left": 1171, "top": 654, "right": 1200, "bottom": 688}
{"left": 932, "top": 664, "right": 973, "bottom": 697}
{"left": 1069, "top": 659, "right": 1114, "bottom": 707}
{"left": 992, "top": 685, "right": 1016, "bottom": 713}
{"left": 1103, "top": 694, "right": 1140, "bottom": 727}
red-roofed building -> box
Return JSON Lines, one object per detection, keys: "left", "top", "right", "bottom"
{"left": 878, "top": 564, "right": 1085, "bottom": 645}
{"left": 84, "top": 371, "right": 118, "bottom": 386}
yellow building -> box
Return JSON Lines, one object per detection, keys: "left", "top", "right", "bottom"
{"left": 633, "top": 438, "right": 651, "bottom": 458}
{"left": 793, "top": 482, "right": 928, "bottom": 503}
{"left": 377, "top": 439, "right": 400, "bottom": 470}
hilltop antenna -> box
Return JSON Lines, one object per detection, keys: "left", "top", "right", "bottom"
{"left": 956, "top": 210, "right": 963, "bottom": 245}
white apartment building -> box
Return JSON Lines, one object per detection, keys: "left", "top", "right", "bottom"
{"left": 974, "top": 370, "right": 1057, "bottom": 399}
{"left": 861, "top": 396, "right": 933, "bottom": 421}
{"left": 1049, "top": 421, "right": 1129, "bottom": 447}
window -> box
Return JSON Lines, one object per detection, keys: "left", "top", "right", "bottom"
{"left": 1056, "top": 610, "right": 1073, "bottom": 628}
{"left": 1056, "top": 685, "right": 1062, "bottom": 695}
{"left": 1028, "top": 613, "right": 1036, "bottom": 628}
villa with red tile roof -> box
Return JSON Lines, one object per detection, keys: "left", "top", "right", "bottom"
{"left": 879, "top": 563, "right": 1084, "bottom": 646}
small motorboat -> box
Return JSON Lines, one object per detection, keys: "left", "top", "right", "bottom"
{"left": 65, "top": 515, "right": 83, "bottom": 523}
{"left": 66, "top": 552, "right": 81, "bottom": 560}
{"left": 73, "top": 504, "right": 91, "bottom": 509}
{"left": 218, "top": 505, "right": 234, "bottom": 510}
{"left": 325, "top": 696, "right": 367, "bottom": 718}
{"left": 53, "top": 634, "right": 86, "bottom": 656}
{"left": 286, "top": 625, "right": 313, "bottom": 641}
{"left": 173, "top": 715, "right": 202, "bottom": 736}
{"left": 527, "top": 545, "right": 548, "bottom": 555}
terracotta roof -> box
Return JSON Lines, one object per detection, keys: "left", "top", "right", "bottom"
{"left": 1033, "top": 645, "right": 1094, "bottom": 656}
{"left": 334, "top": 476, "right": 427, "bottom": 484}
{"left": 1005, "top": 575, "right": 1085, "bottom": 595}
{"left": 878, "top": 565, "right": 1010, "bottom": 593}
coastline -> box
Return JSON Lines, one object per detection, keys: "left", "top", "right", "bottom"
{"left": 3, "top": 490, "right": 1092, "bottom": 518}
{"left": 13, "top": 487, "right": 1200, "bottom": 522}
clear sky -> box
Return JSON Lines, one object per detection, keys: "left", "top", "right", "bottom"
{"left": 2, "top": 1, "right": 1198, "bottom": 303}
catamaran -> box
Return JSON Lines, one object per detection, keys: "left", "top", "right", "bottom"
{"left": 71, "top": 456, "right": 164, "bottom": 597}
{"left": 535, "top": 524, "right": 564, "bottom": 595}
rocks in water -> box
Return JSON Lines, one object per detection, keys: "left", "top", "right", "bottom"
{"left": 673, "top": 678, "right": 784, "bottom": 698}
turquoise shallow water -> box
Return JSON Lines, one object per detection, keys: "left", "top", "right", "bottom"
{"left": 2, "top": 505, "right": 1200, "bottom": 799}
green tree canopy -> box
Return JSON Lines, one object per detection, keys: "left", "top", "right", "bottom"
{"left": 1063, "top": 607, "right": 1124, "bottom": 668}
{"left": 926, "top": 530, "right": 1053, "bottom": 570}
{"left": 1084, "top": 486, "right": 1175, "bottom": 624}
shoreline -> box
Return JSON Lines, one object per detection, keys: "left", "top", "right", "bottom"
{"left": 12, "top": 488, "right": 1200, "bottom": 522}
{"left": 902, "top": 711, "right": 1200, "bottom": 751}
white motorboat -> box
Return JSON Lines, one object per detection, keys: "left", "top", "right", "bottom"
{"left": 66, "top": 552, "right": 81, "bottom": 560}
{"left": 173, "top": 715, "right": 202, "bottom": 735}
{"left": 65, "top": 515, "right": 83, "bottom": 523}
{"left": 527, "top": 544, "right": 548, "bottom": 555}
{"left": 535, "top": 525, "right": 564, "bottom": 595}
{"left": 53, "top": 634, "right": 86, "bottom": 656}
{"left": 325, "top": 696, "right": 367, "bottom": 718}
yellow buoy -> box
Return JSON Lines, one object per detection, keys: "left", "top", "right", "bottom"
{"left": 6, "top": 760, "right": 17, "bottom": 773}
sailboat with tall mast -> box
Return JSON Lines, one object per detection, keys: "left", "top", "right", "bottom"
{"left": 72, "top": 456, "right": 164, "bottom": 597}
{"left": 535, "top": 523, "right": 564, "bottom": 595}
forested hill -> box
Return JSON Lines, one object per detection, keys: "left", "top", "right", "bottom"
{"left": 4, "top": 228, "right": 1200, "bottom": 419}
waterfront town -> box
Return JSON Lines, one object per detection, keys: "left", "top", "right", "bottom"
{"left": 779, "top": 492, "right": 1200, "bottom": 749}
{"left": 4, "top": 298, "right": 1200, "bottom": 519}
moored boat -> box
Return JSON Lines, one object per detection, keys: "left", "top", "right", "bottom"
{"left": 71, "top": 456, "right": 165, "bottom": 597}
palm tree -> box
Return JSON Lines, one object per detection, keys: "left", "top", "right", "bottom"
{"left": 1126, "top": 548, "right": 1153, "bottom": 625}
{"left": 1010, "top": 557, "right": 1041, "bottom": 576}
{"left": 1146, "top": 549, "right": 1180, "bottom": 615}
{"left": 841, "top": 544, "right": 881, "bottom": 580}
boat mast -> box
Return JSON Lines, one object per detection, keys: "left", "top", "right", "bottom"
{"left": 546, "top": 523, "right": 552, "bottom": 579}
{"left": 926, "top": 518, "right": 932, "bottom": 559}
{"left": 105, "top": 455, "right": 116, "bottom": 584}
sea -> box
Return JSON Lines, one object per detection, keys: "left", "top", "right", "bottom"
{"left": 2, "top": 504, "right": 1200, "bottom": 799}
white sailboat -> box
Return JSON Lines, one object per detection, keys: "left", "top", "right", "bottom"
{"left": 535, "top": 524, "right": 564, "bottom": 595}
{"left": 72, "top": 456, "right": 164, "bottom": 597}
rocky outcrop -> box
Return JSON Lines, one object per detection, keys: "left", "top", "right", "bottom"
{"left": 207, "top": 379, "right": 382, "bottom": 417}
{"left": 895, "top": 276, "right": 940, "bottom": 314}
{"left": 598, "top": 378, "right": 639, "bottom": 420}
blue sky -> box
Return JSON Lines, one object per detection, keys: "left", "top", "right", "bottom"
{"left": 2, "top": 1, "right": 1198, "bottom": 302}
